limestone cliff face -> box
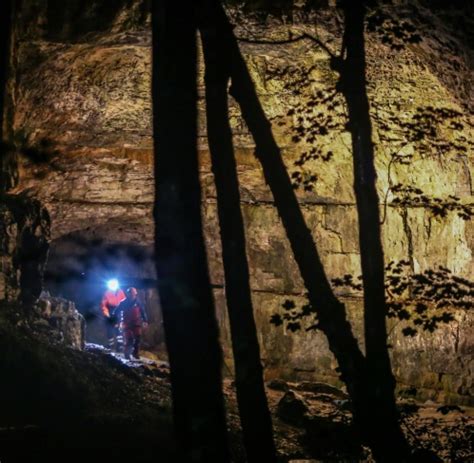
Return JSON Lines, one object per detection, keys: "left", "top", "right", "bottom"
{"left": 4, "top": 1, "right": 473, "bottom": 402}
{"left": 0, "top": 195, "right": 50, "bottom": 304}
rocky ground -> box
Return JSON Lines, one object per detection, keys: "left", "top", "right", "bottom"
{"left": 0, "top": 311, "right": 472, "bottom": 463}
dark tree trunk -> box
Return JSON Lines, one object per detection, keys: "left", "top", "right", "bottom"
{"left": 202, "top": 0, "right": 371, "bottom": 430}
{"left": 0, "top": 0, "right": 10, "bottom": 138}
{"left": 199, "top": 5, "right": 277, "bottom": 461}
{"left": 151, "top": 3, "right": 230, "bottom": 461}
{"left": 0, "top": 0, "right": 12, "bottom": 191}
{"left": 338, "top": 1, "right": 412, "bottom": 461}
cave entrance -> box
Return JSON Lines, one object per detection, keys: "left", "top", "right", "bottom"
{"left": 43, "top": 230, "right": 165, "bottom": 355}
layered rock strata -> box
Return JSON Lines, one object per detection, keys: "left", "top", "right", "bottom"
{"left": 4, "top": 1, "right": 473, "bottom": 402}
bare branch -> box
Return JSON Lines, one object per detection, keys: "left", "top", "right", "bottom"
{"left": 236, "top": 32, "right": 337, "bottom": 58}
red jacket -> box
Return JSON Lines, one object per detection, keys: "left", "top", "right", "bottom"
{"left": 117, "top": 298, "right": 148, "bottom": 329}
{"left": 100, "top": 289, "right": 126, "bottom": 317}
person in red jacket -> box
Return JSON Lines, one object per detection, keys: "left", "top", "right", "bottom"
{"left": 100, "top": 280, "right": 126, "bottom": 352}
{"left": 116, "top": 287, "right": 148, "bottom": 360}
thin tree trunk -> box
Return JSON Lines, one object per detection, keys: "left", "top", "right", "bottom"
{"left": 0, "top": 0, "right": 10, "bottom": 138}
{"left": 339, "top": 1, "right": 411, "bottom": 460}
{"left": 203, "top": 0, "right": 370, "bottom": 427}
{"left": 199, "top": 6, "right": 278, "bottom": 461}
{"left": 151, "top": 3, "right": 229, "bottom": 461}
{"left": 0, "top": 0, "right": 12, "bottom": 191}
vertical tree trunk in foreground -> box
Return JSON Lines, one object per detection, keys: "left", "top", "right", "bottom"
{"left": 151, "top": 3, "right": 229, "bottom": 461}
{"left": 198, "top": 2, "right": 422, "bottom": 461}
{"left": 339, "top": 1, "right": 412, "bottom": 461}
{"left": 199, "top": 2, "right": 278, "bottom": 460}
{"left": 0, "top": 0, "right": 12, "bottom": 191}
{"left": 203, "top": 0, "right": 371, "bottom": 445}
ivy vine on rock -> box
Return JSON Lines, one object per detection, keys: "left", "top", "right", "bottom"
{"left": 384, "top": 261, "right": 472, "bottom": 336}
{"left": 390, "top": 184, "right": 473, "bottom": 221}
{"left": 271, "top": 261, "right": 473, "bottom": 337}
{"left": 378, "top": 105, "right": 472, "bottom": 159}
{"left": 366, "top": 7, "right": 422, "bottom": 51}
{"left": 273, "top": 63, "right": 347, "bottom": 191}
{"left": 270, "top": 295, "right": 317, "bottom": 333}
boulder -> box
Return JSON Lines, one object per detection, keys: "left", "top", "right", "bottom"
{"left": 32, "top": 295, "right": 85, "bottom": 349}
{"left": 277, "top": 390, "right": 310, "bottom": 427}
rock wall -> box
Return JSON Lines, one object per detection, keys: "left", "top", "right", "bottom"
{"left": 31, "top": 295, "right": 85, "bottom": 349}
{"left": 0, "top": 194, "right": 50, "bottom": 304}
{"left": 0, "top": 194, "right": 86, "bottom": 350}
{"left": 4, "top": 1, "right": 473, "bottom": 402}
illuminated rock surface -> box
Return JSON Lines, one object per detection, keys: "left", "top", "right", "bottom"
{"left": 2, "top": 0, "right": 473, "bottom": 403}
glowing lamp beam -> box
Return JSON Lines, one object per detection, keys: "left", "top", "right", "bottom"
{"left": 107, "top": 279, "right": 120, "bottom": 291}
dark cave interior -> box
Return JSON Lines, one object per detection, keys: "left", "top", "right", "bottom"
{"left": 44, "top": 231, "right": 165, "bottom": 350}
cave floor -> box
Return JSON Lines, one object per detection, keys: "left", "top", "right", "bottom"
{"left": 1, "top": 340, "right": 473, "bottom": 463}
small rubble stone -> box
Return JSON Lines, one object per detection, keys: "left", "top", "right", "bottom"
{"left": 304, "top": 415, "right": 359, "bottom": 458}
{"left": 277, "top": 390, "right": 310, "bottom": 427}
{"left": 289, "top": 460, "right": 324, "bottom": 463}
{"left": 294, "top": 381, "right": 348, "bottom": 399}
{"left": 267, "top": 378, "right": 290, "bottom": 391}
